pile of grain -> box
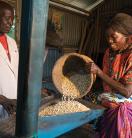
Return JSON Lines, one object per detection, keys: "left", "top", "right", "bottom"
{"left": 39, "top": 73, "right": 91, "bottom": 116}
{"left": 39, "top": 100, "right": 90, "bottom": 116}
{"left": 39, "top": 72, "right": 91, "bottom": 116}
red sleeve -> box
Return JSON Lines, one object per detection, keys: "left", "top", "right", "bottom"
{"left": 120, "top": 54, "right": 132, "bottom": 84}
{"left": 103, "top": 48, "right": 109, "bottom": 75}
{"left": 102, "top": 48, "right": 112, "bottom": 92}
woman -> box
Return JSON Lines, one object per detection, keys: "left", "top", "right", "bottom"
{"left": 86, "top": 13, "right": 132, "bottom": 138}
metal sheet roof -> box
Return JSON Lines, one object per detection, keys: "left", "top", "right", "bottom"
{"left": 50, "top": 0, "right": 104, "bottom": 15}
{"left": 59, "top": 0, "right": 104, "bottom": 11}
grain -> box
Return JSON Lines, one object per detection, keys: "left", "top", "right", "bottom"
{"left": 39, "top": 100, "right": 90, "bottom": 116}
{"left": 61, "top": 74, "right": 91, "bottom": 98}
{"left": 39, "top": 73, "right": 91, "bottom": 116}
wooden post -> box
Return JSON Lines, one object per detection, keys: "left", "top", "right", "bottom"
{"left": 15, "top": 0, "right": 49, "bottom": 137}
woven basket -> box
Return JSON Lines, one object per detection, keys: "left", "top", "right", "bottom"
{"left": 52, "top": 53, "right": 96, "bottom": 98}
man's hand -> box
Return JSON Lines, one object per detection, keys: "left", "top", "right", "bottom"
{"left": 0, "top": 96, "right": 16, "bottom": 115}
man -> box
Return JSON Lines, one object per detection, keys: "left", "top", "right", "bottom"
{"left": 0, "top": 1, "right": 19, "bottom": 119}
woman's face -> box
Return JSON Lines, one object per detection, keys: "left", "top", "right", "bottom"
{"left": 0, "top": 9, "right": 14, "bottom": 34}
{"left": 106, "top": 28, "right": 127, "bottom": 51}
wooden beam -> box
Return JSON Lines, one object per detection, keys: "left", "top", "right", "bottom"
{"left": 15, "top": 0, "right": 49, "bottom": 137}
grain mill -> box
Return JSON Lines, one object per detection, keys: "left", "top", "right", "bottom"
{"left": 38, "top": 53, "right": 105, "bottom": 137}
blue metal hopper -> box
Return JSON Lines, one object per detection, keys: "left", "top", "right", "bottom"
{"left": 38, "top": 103, "right": 105, "bottom": 138}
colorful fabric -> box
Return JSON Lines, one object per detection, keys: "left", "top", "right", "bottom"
{"left": 98, "top": 46, "right": 132, "bottom": 138}
{"left": 99, "top": 102, "right": 132, "bottom": 138}
{"left": 103, "top": 47, "right": 132, "bottom": 92}
{"left": 98, "top": 92, "right": 132, "bottom": 103}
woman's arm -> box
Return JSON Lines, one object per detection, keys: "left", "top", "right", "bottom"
{"left": 97, "top": 68, "right": 132, "bottom": 98}
{"left": 86, "top": 62, "right": 132, "bottom": 98}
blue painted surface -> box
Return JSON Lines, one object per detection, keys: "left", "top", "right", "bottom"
{"left": 38, "top": 109, "right": 104, "bottom": 138}
{"left": 15, "top": 0, "right": 49, "bottom": 137}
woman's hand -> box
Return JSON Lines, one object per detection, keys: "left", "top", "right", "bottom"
{"left": 85, "top": 62, "right": 101, "bottom": 75}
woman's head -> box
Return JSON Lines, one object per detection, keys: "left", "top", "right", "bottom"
{"left": 0, "top": 1, "right": 14, "bottom": 34}
{"left": 106, "top": 13, "right": 132, "bottom": 51}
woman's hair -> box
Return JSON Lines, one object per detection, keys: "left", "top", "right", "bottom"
{"left": 107, "top": 13, "right": 132, "bottom": 36}
{"left": 0, "top": 1, "right": 14, "bottom": 16}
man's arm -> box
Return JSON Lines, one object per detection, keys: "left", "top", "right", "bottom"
{"left": 0, "top": 95, "right": 16, "bottom": 114}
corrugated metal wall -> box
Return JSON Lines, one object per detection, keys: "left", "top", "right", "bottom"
{"left": 47, "top": 6, "right": 87, "bottom": 49}
{"left": 1, "top": 0, "right": 16, "bottom": 6}
{"left": 100, "top": 0, "right": 132, "bottom": 14}
{"left": 43, "top": 47, "right": 62, "bottom": 80}
{"left": 62, "top": 12, "right": 84, "bottom": 47}
{"left": 42, "top": 7, "right": 87, "bottom": 90}
{"left": 42, "top": 47, "right": 62, "bottom": 91}
{"left": 42, "top": 0, "right": 132, "bottom": 90}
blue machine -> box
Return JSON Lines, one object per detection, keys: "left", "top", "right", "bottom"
{"left": 38, "top": 103, "right": 104, "bottom": 138}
